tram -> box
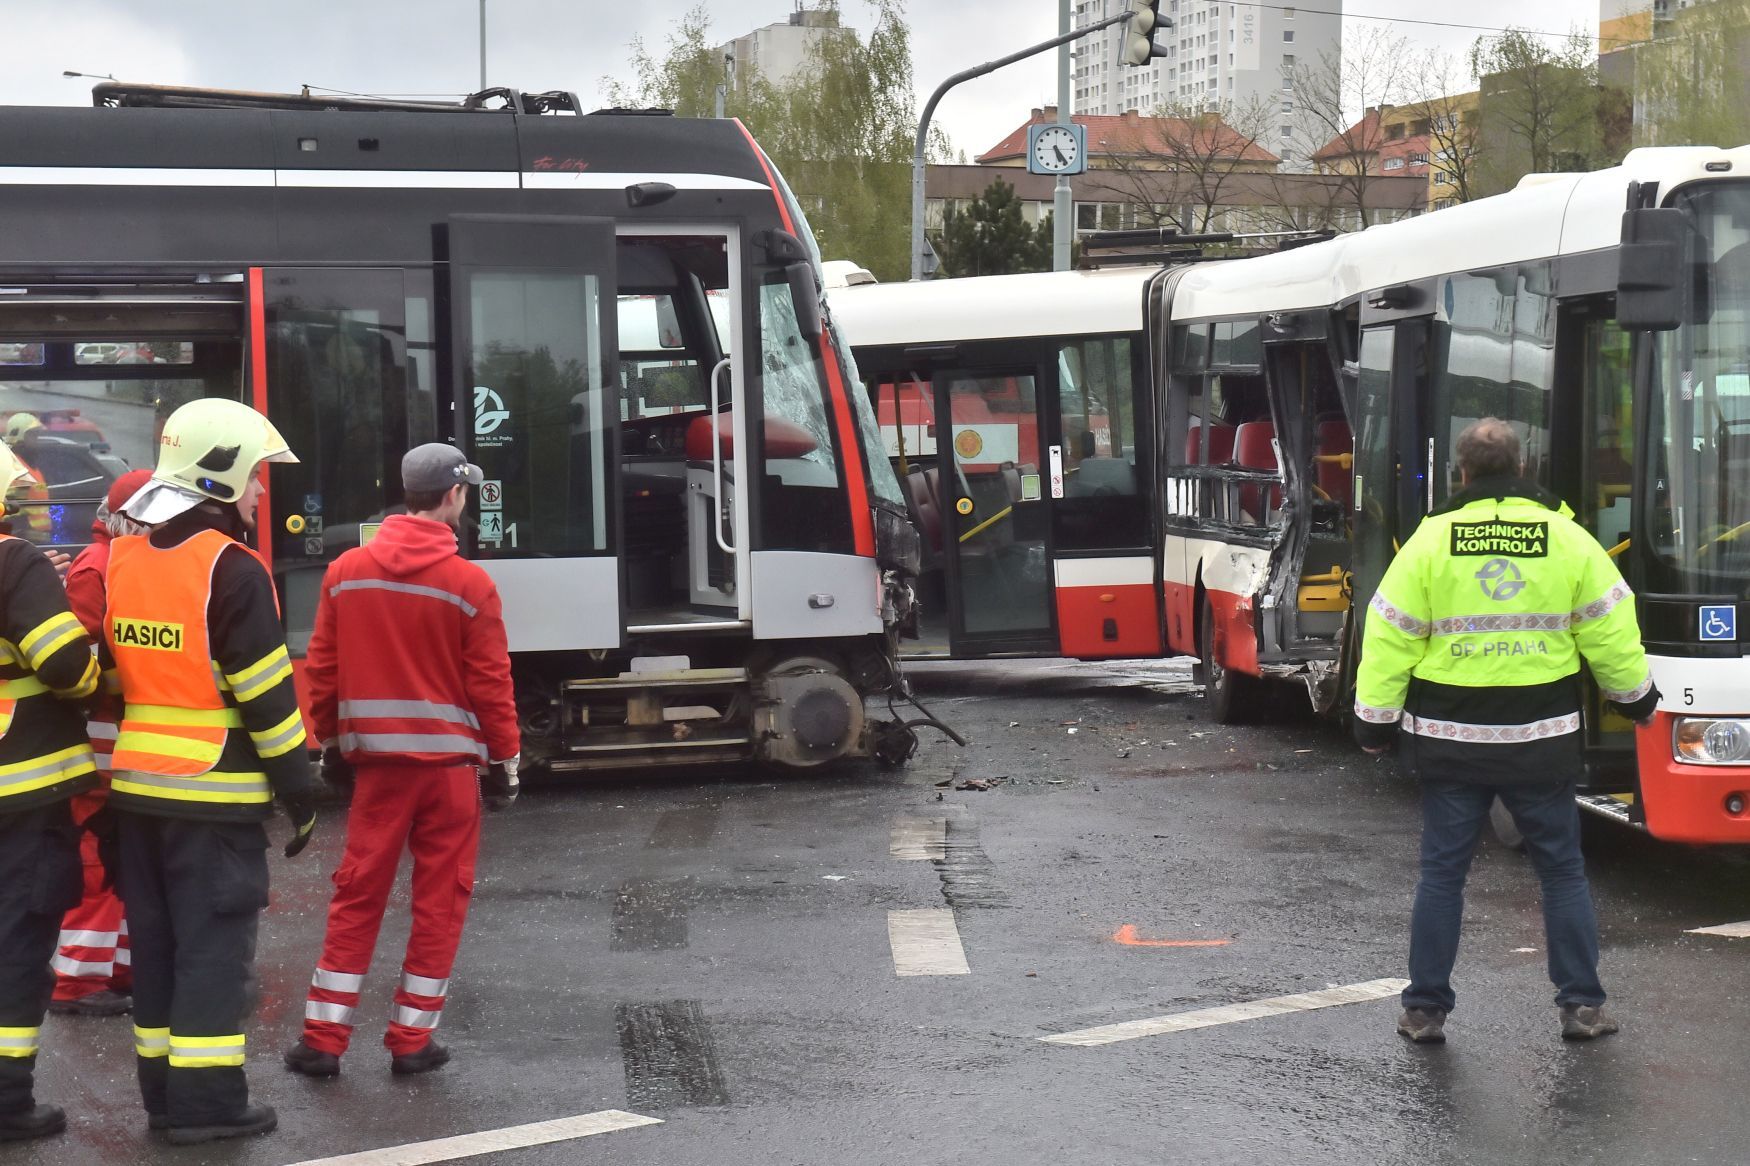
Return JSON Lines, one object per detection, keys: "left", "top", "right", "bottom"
{"left": 0, "top": 82, "right": 923, "bottom": 774}
{"left": 835, "top": 143, "right": 1750, "bottom": 842}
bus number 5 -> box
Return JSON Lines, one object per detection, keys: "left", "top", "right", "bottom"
{"left": 1684, "top": 688, "right": 1695, "bottom": 706}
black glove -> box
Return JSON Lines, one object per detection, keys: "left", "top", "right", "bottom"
{"left": 481, "top": 757, "right": 520, "bottom": 812}
{"left": 319, "top": 746, "right": 355, "bottom": 795}
{"left": 283, "top": 792, "right": 319, "bottom": 858}
{"left": 83, "top": 802, "right": 120, "bottom": 890}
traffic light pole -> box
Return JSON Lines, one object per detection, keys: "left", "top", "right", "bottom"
{"left": 909, "top": 9, "right": 1135, "bottom": 281}
{"left": 1054, "top": 0, "right": 1072, "bottom": 273}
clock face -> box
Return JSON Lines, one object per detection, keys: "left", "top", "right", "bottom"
{"left": 1032, "top": 126, "right": 1080, "bottom": 173}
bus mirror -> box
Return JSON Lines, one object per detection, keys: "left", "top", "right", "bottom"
{"left": 1618, "top": 207, "right": 1691, "bottom": 331}
{"left": 786, "top": 261, "right": 823, "bottom": 342}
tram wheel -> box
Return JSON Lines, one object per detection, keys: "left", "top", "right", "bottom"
{"left": 1200, "top": 594, "right": 1254, "bottom": 725}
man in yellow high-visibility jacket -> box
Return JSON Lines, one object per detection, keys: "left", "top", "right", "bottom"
{"left": 1356, "top": 418, "right": 1659, "bottom": 1046}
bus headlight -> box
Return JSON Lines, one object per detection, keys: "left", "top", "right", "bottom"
{"left": 1674, "top": 718, "right": 1750, "bottom": 765}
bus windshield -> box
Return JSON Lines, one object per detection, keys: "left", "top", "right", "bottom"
{"left": 1651, "top": 182, "right": 1750, "bottom": 587}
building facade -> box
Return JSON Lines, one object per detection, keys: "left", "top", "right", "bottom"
{"left": 716, "top": 6, "right": 843, "bottom": 91}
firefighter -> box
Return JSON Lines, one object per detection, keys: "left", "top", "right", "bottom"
{"left": 1355, "top": 417, "right": 1659, "bottom": 1045}
{"left": 284, "top": 442, "right": 518, "bottom": 1079}
{"left": 49, "top": 469, "right": 152, "bottom": 1017}
{"left": 0, "top": 441, "right": 103, "bottom": 1142}
{"left": 103, "top": 399, "right": 317, "bottom": 1145}
{"left": 2, "top": 416, "right": 51, "bottom": 543}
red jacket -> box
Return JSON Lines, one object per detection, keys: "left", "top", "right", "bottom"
{"left": 306, "top": 514, "right": 519, "bottom": 766}
{"left": 65, "top": 531, "right": 112, "bottom": 637}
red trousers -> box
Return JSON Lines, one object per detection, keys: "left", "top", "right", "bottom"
{"left": 52, "top": 789, "right": 130, "bottom": 1001}
{"left": 301, "top": 765, "right": 480, "bottom": 1056}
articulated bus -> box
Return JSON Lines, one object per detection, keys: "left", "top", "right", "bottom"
{"left": 836, "top": 144, "right": 1750, "bottom": 843}
{"left": 0, "top": 83, "right": 923, "bottom": 775}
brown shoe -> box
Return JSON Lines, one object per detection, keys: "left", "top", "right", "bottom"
{"left": 1559, "top": 1004, "right": 1619, "bottom": 1040}
{"left": 1397, "top": 1007, "right": 1447, "bottom": 1043}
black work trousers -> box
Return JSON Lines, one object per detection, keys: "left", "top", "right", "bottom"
{"left": 0, "top": 801, "right": 82, "bottom": 1115}
{"left": 116, "top": 812, "right": 268, "bottom": 1126}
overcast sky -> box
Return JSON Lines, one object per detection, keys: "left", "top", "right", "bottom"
{"left": 7, "top": 0, "right": 1599, "bottom": 157}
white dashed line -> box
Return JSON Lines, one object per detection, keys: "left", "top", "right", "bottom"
{"left": 888, "top": 908, "right": 971, "bottom": 976}
{"left": 891, "top": 816, "right": 947, "bottom": 861}
{"left": 1040, "top": 977, "right": 1410, "bottom": 1047}
{"left": 281, "top": 1110, "right": 663, "bottom": 1166}
{"left": 1686, "top": 920, "right": 1750, "bottom": 938}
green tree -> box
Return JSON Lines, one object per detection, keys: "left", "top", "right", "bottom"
{"left": 1469, "top": 29, "right": 1619, "bottom": 195}
{"left": 935, "top": 179, "right": 1054, "bottom": 278}
{"left": 1630, "top": 0, "right": 1750, "bottom": 148}
{"left": 605, "top": 1, "right": 938, "bottom": 282}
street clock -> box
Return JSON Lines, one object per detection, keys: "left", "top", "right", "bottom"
{"left": 1027, "top": 123, "right": 1087, "bottom": 176}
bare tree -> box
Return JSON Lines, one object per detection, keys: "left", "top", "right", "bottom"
{"left": 1405, "top": 49, "right": 1481, "bottom": 207}
{"left": 1291, "top": 28, "right": 1411, "bottom": 228}
{"left": 1469, "top": 28, "right": 1613, "bottom": 196}
{"left": 1079, "top": 97, "right": 1280, "bottom": 237}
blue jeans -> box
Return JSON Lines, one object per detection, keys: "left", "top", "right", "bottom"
{"left": 1404, "top": 779, "right": 1605, "bottom": 1013}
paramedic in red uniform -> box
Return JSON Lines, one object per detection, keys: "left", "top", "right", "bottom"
{"left": 284, "top": 442, "right": 519, "bottom": 1078}
{"left": 49, "top": 468, "right": 151, "bottom": 1018}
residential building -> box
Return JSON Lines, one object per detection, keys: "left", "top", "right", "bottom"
{"left": 1311, "top": 96, "right": 1480, "bottom": 210}
{"left": 716, "top": 4, "right": 844, "bottom": 91}
{"left": 1070, "top": 0, "right": 1342, "bottom": 162}
{"left": 977, "top": 107, "right": 1280, "bottom": 174}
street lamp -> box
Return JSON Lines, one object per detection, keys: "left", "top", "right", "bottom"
{"left": 478, "top": 0, "right": 487, "bottom": 90}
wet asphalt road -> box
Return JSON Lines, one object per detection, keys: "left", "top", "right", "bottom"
{"left": 12, "top": 658, "right": 1750, "bottom": 1166}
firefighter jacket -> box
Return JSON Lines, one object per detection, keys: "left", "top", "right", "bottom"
{"left": 1354, "top": 477, "right": 1659, "bottom": 784}
{"left": 0, "top": 534, "right": 100, "bottom": 812}
{"left": 306, "top": 513, "right": 519, "bottom": 767}
{"left": 101, "top": 509, "right": 312, "bottom": 820}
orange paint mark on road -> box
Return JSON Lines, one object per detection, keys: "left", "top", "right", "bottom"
{"left": 1113, "top": 925, "right": 1231, "bottom": 948}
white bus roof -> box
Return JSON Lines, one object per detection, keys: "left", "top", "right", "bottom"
{"left": 1170, "top": 143, "right": 1750, "bottom": 322}
{"left": 827, "top": 266, "right": 1154, "bottom": 348}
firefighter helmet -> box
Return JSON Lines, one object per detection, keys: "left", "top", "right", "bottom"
{"left": 127, "top": 398, "right": 298, "bottom": 524}
{"left": 4, "top": 413, "right": 41, "bottom": 446}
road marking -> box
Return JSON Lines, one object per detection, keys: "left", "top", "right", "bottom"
{"left": 1113, "top": 925, "right": 1231, "bottom": 948}
{"left": 891, "top": 816, "right": 947, "bottom": 860}
{"left": 1040, "top": 977, "right": 1409, "bottom": 1047}
{"left": 1686, "top": 920, "right": 1750, "bottom": 938}
{"left": 888, "top": 908, "right": 970, "bottom": 976}
{"left": 282, "top": 1110, "right": 662, "bottom": 1166}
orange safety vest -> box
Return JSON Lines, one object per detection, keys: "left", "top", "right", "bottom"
{"left": 105, "top": 529, "right": 269, "bottom": 807}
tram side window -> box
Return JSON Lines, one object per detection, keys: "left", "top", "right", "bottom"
{"left": 265, "top": 269, "right": 414, "bottom": 652}
{"left": 466, "top": 269, "right": 610, "bottom": 559}
{"left": 756, "top": 277, "right": 853, "bottom": 555}
{"left": 1055, "top": 336, "right": 1148, "bottom": 550}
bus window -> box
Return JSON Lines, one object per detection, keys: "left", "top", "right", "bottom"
{"left": 1055, "top": 336, "right": 1148, "bottom": 550}
{"left": 1579, "top": 314, "right": 1633, "bottom": 546}
{"left": 756, "top": 277, "right": 853, "bottom": 555}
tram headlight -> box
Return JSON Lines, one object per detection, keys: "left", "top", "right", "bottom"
{"left": 1674, "top": 717, "right": 1750, "bottom": 765}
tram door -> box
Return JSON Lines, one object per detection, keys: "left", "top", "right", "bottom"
{"left": 933, "top": 365, "right": 1056, "bottom": 655}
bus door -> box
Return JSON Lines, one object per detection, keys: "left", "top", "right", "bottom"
{"left": 445, "top": 215, "right": 623, "bottom": 651}
{"left": 934, "top": 364, "right": 1056, "bottom": 655}
{"left": 1349, "top": 318, "right": 1432, "bottom": 640}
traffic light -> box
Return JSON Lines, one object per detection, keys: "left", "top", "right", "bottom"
{"left": 1121, "top": 0, "right": 1171, "bottom": 67}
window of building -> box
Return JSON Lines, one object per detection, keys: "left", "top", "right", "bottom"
{"left": 1282, "top": 53, "right": 1295, "bottom": 67}
{"left": 1411, "top": 152, "right": 1429, "bottom": 165}
{"left": 1283, "top": 29, "right": 1295, "bottom": 41}
{"left": 1281, "top": 124, "right": 1294, "bottom": 139}
{"left": 1281, "top": 101, "right": 1293, "bottom": 114}
{"left": 1283, "top": 5, "right": 1294, "bottom": 14}
{"left": 1383, "top": 157, "right": 1406, "bottom": 171}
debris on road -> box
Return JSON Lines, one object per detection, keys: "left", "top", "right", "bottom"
{"left": 955, "top": 777, "right": 1009, "bottom": 792}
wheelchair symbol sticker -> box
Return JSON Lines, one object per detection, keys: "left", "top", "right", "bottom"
{"left": 1700, "top": 605, "right": 1737, "bottom": 642}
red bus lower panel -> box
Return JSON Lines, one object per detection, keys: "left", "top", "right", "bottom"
{"left": 1635, "top": 711, "right": 1750, "bottom": 843}
{"left": 1207, "top": 588, "right": 1259, "bottom": 677}
{"left": 1055, "top": 583, "right": 1163, "bottom": 659}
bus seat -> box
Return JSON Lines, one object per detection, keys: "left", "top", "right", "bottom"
{"left": 923, "top": 465, "right": 944, "bottom": 515}
{"left": 1315, "top": 419, "right": 1353, "bottom": 510}
{"left": 685, "top": 413, "right": 818, "bottom": 462}
{"left": 1233, "top": 420, "right": 1281, "bottom": 521}
{"left": 903, "top": 468, "right": 943, "bottom": 554}
{"left": 1185, "top": 422, "right": 1236, "bottom": 465}
{"left": 1068, "top": 456, "right": 1136, "bottom": 496}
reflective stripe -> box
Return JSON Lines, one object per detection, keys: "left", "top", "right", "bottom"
{"left": 113, "top": 729, "right": 224, "bottom": 765}
{"left": 0, "top": 676, "right": 47, "bottom": 699}
{"left": 249, "top": 709, "right": 307, "bottom": 759}
{"left": 168, "top": 1033, "right": 246, "bottom": 1067}
{"left": 330, "top": 578, "right": 478, "bottom": 617}
{"left": 1572, "top": 582, "right": 1632, "bottom": 626}
{"left": 58, "top": 928, "right": 118, "bottom": 947}
{"left": 87, "top": 721, "right": 120, "bottom": 742}
{"left": 0, "top": 747, "right": 96, "bottom": 797}
{"left": 1428, "top": 612, "right": 1572, "bottom": 637}
{"left": 51, "top": 954, "right": 112, "bottom": 977}
{"left": 111, "top": 769, "right": 272, "bottom": 804}
{"left": 340, "top": 731, "right": 487, "bottom": 759}
{"left": 340, "top": 700, "right": 481, "bottom": 730}
{"left": 312, "top": 967, "right": 365, "bottom": 993}
{"left": 54, "top": 655, "right": 101, "bottom": 700}
{"left": 133, "top": 1026, "right": 169, "bottom": 1058}
{"left": 1354, "top": 702, "right": 1401, "bottom": 724}
{"left": 21, "top": 612, "right": 85, "bottom": 669}
{"left": 1369, "top": 592, "right": 1431, "bottom": 638}
{"left": 124, "top": 703, "right": 242, "bottom": 728}
{"left": 1402, "top": 711, "right": 1582, "bottom": 743}
{"left": 392, "top": 1006, "right": 442, "bottom": 1029}
{"left": 0, "top": 641, "right": 19, "bottom": 666}
{"left": 1604, "top": 673, "right": 1655, "bottom": 704}
{"left": 305, "top": 1001, "right": 356, "bottom": 1025}
{"left": 114, "top": 948, "right": 131, "bottom": 966}
{"left": 0, "top": 1027, "right": 39, "bottom": 1058}
{"left": 226, "top": 646, "right": 293, "bottom": 703}
{"left": 400, "top": 972, "right": 450, "bottom": 998}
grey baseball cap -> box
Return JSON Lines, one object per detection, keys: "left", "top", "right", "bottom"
{"left": 403, "top": 443, "right": 484, "bottom": 492}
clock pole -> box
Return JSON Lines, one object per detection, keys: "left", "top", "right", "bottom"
{"left": 1054, "top": 0, "right": 1072, "bottom": 272}
{"left": 909, "top": 7, "right": 1136, "bottom": 279}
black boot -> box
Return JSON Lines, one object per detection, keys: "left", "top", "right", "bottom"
{"left": 163, "top": 1102, "right": 277, "bottom": 1145}
{"left": 390, "top": 1041, "right": 451, "bottom": 1075}
{"left": 0, "top": 1105, "right": 66, "bottom": 1142}
{"left": 48, "top": 989, "right": 131, "bottom": 1018}
{"left": 284, "top": 1040, "right": 340, "bottom": 1077}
